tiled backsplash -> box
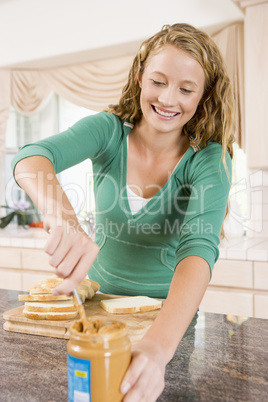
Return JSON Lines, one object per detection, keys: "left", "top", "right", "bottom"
{"left": 246, "top": 169, "right": 268, "bottom": 238}
{"left": 219, "top": 236, "right": 268, "bottom": 262}
{"left": 0, "top": 227, "right": 48, "bottom": 249}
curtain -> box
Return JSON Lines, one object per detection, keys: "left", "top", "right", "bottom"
{"left": 42, "top": 56, "right": 133, "bottom": 111}
{"left": 0, "top": 53, "right": 133, "bottom": 158}
{"left": 11, "top": 70, "right": 51, "bottom": 114}
{"left": 0, "top": 70, "right": 11, "bottom": 206}
{"left": 212, "top": 22, "right": 245, "bottom": 150}
{"left": 0, "top": 70, "right": 10, "bottom": 155}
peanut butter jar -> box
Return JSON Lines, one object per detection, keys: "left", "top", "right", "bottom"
{"left": 67, "top": 317, "right": 131, "bottom": 402}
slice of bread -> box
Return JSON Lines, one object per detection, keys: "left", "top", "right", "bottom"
{"left": 19, "top": 294, "right": 72, "bottom": 302}
{"left": 100, "top": 296, "right": 162, "bottom": 314}
{"left": 79, "top": 278, "right": 100, "bottom": 298}
{"left": 28, "top": 276, "right": 99, "bottom": 298}
{"left": 29, "top": 276, "right": 63, "bottom": 295}
{"left": 24, "top": 300, "right": 75, "bottom": 313}
{"left": 23, "top": 309, "right": 78, "bottom": 321}
{"left": 86, "top": 279, "right": 100, "bottom": 293}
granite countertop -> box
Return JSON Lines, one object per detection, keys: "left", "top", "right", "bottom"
{"left": 1, "top": 289, "right": 268, "bottom": 401}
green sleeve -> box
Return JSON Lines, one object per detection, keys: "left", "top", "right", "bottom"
{"left": 11, "top": 112, "right": 122, "bottom": 174}
{"left": 175, "top": 143, "right": 232, "bottom": 277}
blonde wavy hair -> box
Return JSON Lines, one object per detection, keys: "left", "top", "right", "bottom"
{"left": 108, "top": 23, "right": 235, "bottom": 162}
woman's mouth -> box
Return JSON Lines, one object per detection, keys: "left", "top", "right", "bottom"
{"left": 152, "top": 105, "right": 179, "bottom": 118}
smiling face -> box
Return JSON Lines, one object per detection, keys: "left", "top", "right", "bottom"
{"left": 138, "top": 45, "right": 205, "bottom": 138}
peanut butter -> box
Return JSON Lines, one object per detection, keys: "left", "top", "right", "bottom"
{"left": 67, "top": 316, "right": 131, "bottom": 402}
{"left": 73, "top": 297, "right": 95, "bottom": 334}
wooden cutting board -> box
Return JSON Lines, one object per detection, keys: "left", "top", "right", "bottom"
{"left": 3, "top": 294, "right": 162, "bottom": 343}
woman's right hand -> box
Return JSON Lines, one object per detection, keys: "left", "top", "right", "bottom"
{"left": 43, "top": 214, "right": 99, "bottom": 296}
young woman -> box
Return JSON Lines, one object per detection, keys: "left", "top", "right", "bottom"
{"left": 13, "top": 23, "right": 234, "bottom": 401}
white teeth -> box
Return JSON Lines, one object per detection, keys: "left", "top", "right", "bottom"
{"left": 154, "top": 106, "right": 178, "bottom": 117}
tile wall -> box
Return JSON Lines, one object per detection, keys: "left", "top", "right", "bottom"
{"left": 247, "top": 169, "right": 268, "bottom": 238}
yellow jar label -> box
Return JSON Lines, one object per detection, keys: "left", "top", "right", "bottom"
{"left": 75, "top": 370, "right": 87, "bottom": 378}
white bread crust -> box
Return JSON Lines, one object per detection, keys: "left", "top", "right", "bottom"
{"left": 19, "top": 294, "right": 72, "bottom": 302}
{"left": 100, "top": 296, "right": 162, "bottom": 314}
{"left": 23, "top": 309, "right": 78, "bottom": 321}
{"left": 24, "top": 300, "right": 75, "bottom": 313}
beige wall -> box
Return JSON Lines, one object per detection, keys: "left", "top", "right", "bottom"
{"left": 241, "top": 1, "right": 268, "bottom": 237}
{"left": 244, "top": 1, "right": 268, "bottom": 169}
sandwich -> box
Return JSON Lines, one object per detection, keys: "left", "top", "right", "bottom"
{"left": 19, "top": 275, "right": 100, "bottom": 320}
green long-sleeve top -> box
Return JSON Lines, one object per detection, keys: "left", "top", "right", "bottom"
{"left": 12, "top": 112, "right": 232, "bottom": 298}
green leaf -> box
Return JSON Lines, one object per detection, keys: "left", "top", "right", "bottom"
{"left": 0, "top": 212, "right": 15, "bottom": 228}
{"left": 15, "top": 210, "right": 28, "bottom": 216}
{"left": 17, "top": 213, "right": 27, "bottom": 226}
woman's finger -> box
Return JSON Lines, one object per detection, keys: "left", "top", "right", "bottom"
{"left": 122, "top": 353, "right": 164, "bottom": 402}
{"left": 121, "top": 353, "right": 148, "bottom": 395}
{"left": 44, "top": 225, "right": 63, "bottom": 256}
{"left": 52, "top": 242, "right": 99, "bottom": 295}
{"left": 47, "top": 229, "right": 81, "bottom": 271}
{"left": 53, "top": 247, "right": 80, "bottom": 278}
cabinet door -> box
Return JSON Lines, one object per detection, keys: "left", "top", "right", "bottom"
{"left": 199, "top": 289, "right": 253, "bottom": 317}
{"left": 0, "top": 269, "right": 22, "bottom": 291}
{"left": 21, "top": 249, "right": 54, "bottom": 271}
{"left": 254, "top": 262, "right": 268, "bottom": 290}
{"left": 211, "top": 260, "right": 253, "bottom": 288}
{"left": 254, "top": 294, "right": 268, "bottom": 319}
{"left": 0, "top": 248, "right": 21, "bottom": 268}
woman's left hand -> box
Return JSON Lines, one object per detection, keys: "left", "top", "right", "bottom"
{"left": 121, "top": 339, "right": 166, "bottom": 402}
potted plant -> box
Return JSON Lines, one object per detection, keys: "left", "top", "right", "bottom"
{"left": 0, "top": 197, "right": 42, "bottom": 229}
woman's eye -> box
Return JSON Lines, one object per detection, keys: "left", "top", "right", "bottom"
{"left": 152, "top": 80, "right": 165, "bottom": 86}
{"left": 181, "top": 88, "right": 192, "bottom": 94}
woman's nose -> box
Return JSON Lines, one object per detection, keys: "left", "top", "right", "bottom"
{"left": 158, "top": 87, "right": 178, "bottom": 107}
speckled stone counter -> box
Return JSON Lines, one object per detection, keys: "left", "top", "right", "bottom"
{"left": 1, "top": 289, "right": 268, "bottom": 402}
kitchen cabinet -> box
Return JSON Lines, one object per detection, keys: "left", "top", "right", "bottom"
{"left": 0, "top": 245, "right": 54, "bottom": 291}
{"left": 254, "top": 294, "right": 268, "bottom": 319}
{"left": 199, "top": 259, "right": 268, "bottom": 319}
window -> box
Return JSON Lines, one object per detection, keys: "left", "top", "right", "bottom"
{"left": 5, "top": 95, "right": 97, "bottom": 220}
{"left": 5, "top": 94, "right": 58, "bottom": 207}
{"left": 5, "top": 107, "right": 43, "bottom": 207}
{"left": 224, "top": 142, "right": 248, "bottom": 237}
{"left": 57, "top": 97, "right": 96, "bottom": 216}
{"left": 231, "top": 142, "right": 248, "bottom": 218}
